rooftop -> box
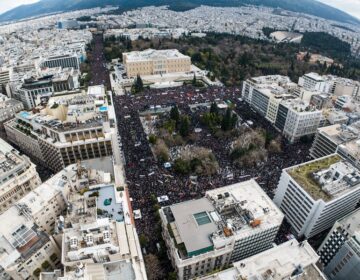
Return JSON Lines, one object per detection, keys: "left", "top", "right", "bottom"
{"left": 317, "top": 122, "right": 360, "bottom": 144}
{"left": 287, "top": 154, "right": 360, "bottom": 202}
{"left": 200, "top": 240, "right": 326, "bottom": 280}
{"left": 163, "top": 180, "right": 283, "bottom": 258}
{"left": 124, "top": 48, "right": 189, "bottom": 61}
{"left": 0, "top": 138, "right": 31, "bottom": 182}
{"left": 336, "top": 208, "right": 360, "bottom": 236}
{"left": 304, "top": 72, "right": 325, "bottom": 82}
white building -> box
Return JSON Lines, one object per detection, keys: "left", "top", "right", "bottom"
{"left": 274, "top": 154, "right": 360, "bottom": 238}
{"left": 0, "top": 164, "right": 78, "bottom": 280}
{"left": 0, "top": 138, "right": 41, "bottom": 214}
{"left": 40, "top": 166, "right": 147, "bottom": 280}
{"left": 310, "top": 122, "right": 360, "bottom": 169}
{"left": 123, "top": 49, "right": 191, "bottom": 77}
{"left": 0, "top": 206, "right": 61, "bottom": 280}
{"left": 160, "top": 180, "right": 284, "bottom": 280}
{"left": 0, "top": 95, "right": 24, "bottom": 124}
{"left": 318, "top": 209, "right": 360, "bottom": 269}
{"left": 199, "top": 240, "right": 326, "bottom": 280}
{"left": 5, "top": 93, "right": 115, "bottom": 172}
{"left": 242, "top": 75, "right": 322, "bottom": 142}
{"left": 298, "top": 72, "right": 329, "bottom": 93}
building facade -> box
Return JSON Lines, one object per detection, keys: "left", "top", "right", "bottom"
{"left": 5, "top": 94, "right": 115, "bottom": 172}
{"left": 0, "top": 138, "right": 41, "bottom": 214}
{"left": 123, "top": 49, "right": 191, "bottom": 77}
{"left": 274, "top": 154, "right": 360, "bottom": 239}
{"left": 310, "top": 122, "right": 360, "bottom": 169}
{"left": 242, "top": 75, "right": 322, "bottom": 142}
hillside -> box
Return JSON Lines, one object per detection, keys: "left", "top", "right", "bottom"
{"left": 0, "top": 0, "right": 359, "bottom": 24}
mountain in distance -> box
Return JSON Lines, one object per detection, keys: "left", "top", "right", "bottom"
{"left": 0, "top": 0, "right": 359, "bottom": 25}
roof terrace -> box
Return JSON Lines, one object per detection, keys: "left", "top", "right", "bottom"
{"left": 287, "top": 154, "right": 360, "bottom": 202}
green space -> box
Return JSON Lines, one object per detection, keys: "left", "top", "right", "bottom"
{"left": 288, "top": 155, "right": 341, "bottom": 202}
{"left": 104, "top": 32, "right": 359, "bottom": 86}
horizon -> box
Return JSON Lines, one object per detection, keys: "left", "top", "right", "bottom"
{"left": 0, "top": 0, "right": 359, "bottom": 20}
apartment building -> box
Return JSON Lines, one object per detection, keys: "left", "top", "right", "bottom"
{"left": 199, "top": 240, "right": 326, "bottom": 280}
{"left": 0, "top": 68, "right": 10, "bottom": 94}
{"left": 40, "top": 174, "right": 147, "bottom": 280}
{"left": 0, "top": 162, "right": 114, "bottom": 280}
{"left": 5, "top": 93, "right": 115, "bottom": 172}
{"left": 274, "top": 154, "right": 360, "bottom": 239}
{"left": 318, "top": 209, "right": 360, "bottom": 273}
{"left": 0, "top": 206, "right": 62, "bottom": 280}
{"left": 281, "top": 99, "right": 322, "bottom": 143}
{"left": 16, "top": 76, "right": 54, "bottom": 109}
{"left": 310, "top": 122, "right": 360, "bottom": 168}
{"left": 123, "top": 49, "right": 191, "bottom": 77}
{"left": 298, "top": 72, "right": 329, "bottom": 93}
{"left": 0, "top": 138, "right": 41, "bottom": 214}
{"left": 242, "top": 75, "right": 322, "bottom": 142}
{"left": 159, "top": 180, "right": 284, "bottom": 280}
{"left": 0, "top": 96, "right": 24, "bottom": 125}
{"left": 323, "top": 236, "right": 360, "bottom": 280}
{"left": 15, "top": 69, "right": 80, "bottom": 110}
{"left": 0, "top": 164, "right": 76, "bottom": 280}
{"left": 299, "top": 73, "right": 360, "bottom": 100}
{"left": 41, "top": 54, "right": 80, "bottom": 70}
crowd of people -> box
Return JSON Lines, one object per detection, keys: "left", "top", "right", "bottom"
{"left": 88, "top": 34, "right": 111, "bottom": 88}
{"left": 113, "top": 85, "right": 313, "bottom": 251}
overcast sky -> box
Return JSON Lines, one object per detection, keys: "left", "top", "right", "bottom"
{"left": 318, "top": 0, "right": 360, "bottom": 19}
{"left": 0, "top": 0, "right": 39, "bottom": 15}
{"left": 0, "top": 0, "right": 360, "bottom": 19}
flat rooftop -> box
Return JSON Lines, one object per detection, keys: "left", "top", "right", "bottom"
{"left": 336, "top": 209, "right": 360, "bottom": 236}
{"left": 164, "top": 180, "right": 284, "bottom": 258}
{"left": 304, "top": 72, "right": 324, "bottom": 82}
{"left": 318, "top": 123, "right": 359, "bottom": 144}
{"left": 287, "top": 154, "right": 360, "bottom": 202}
{"left": 124, "top": 49, "right": 189, "bottom": 61}
{"left": 0, "top": 138, "right": 29, "bottom": 181}
{"left": 201, "top": 240, "right": 326, "bottom": 280}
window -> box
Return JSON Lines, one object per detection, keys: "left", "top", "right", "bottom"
{"left": 193, "top": 212, "right": 211, "bottom": 226}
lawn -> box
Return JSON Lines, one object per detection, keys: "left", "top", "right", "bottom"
{"left": 288, "top": 155, "right": 341, "bottom": 202}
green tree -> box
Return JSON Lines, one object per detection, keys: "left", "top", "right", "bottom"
{"left": 210, "top": 102, "right": 219, "bottom": 116}
{"left": 132, "top": 75, "right": 144, "bottom": 94}
{"left": 174, "top": 158, "right": 191, "bottom": 174}
{"left": 170, "top": 105, "right": 180, "bottom": 122}
{"left": 149, "top": 134, "right": 157, "bottom": 145}
{"left": 192, "top": 74, "right": 196, "bottom": 85}
{"left": 179, "top": 115, "right": 191, "bottom": 137}
{"left": 221, "top": 108, "right": 232, "bottom": 131}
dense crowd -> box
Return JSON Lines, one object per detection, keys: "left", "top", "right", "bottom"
{"left": 89, "top": 34, "right": 111, "bottom": 88}
{"left": 113, "top": 86, "right": 313, "bottom": 251}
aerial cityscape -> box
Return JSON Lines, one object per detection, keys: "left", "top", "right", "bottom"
{"left": 0, "top": 0, "right": 360, "bottom": 280}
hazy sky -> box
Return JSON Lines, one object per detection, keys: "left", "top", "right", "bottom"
{"left": 0, "top": 0, "right": 359, "bottom": 19}
{"left": 318, "top": 0, "right": 360, "bottom": 19}
{"left": 0, "top": 0, "right": 39, "bottom": 14}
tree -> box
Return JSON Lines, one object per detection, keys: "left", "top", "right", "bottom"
{"left": 170, "top": 105, "right": 180, "bottom": 122}
{"left": 167, "top": 271, "right": 177, "bottom": 280}
{"left": 144, "top": 254, "right": 165, "bottom": 280}
{"left": 192, "top": 74, "right": 197, "bottom": 85}
{"left": 210, "top": 102, "right": 219, "bottom": 116}
{"left": 132, "top": 75, "right": 144, "bottom": 94}
{"left": 221, "top": 108, "right": 232, "bottom": 131}
{"left": 139, "top": 234, "right": 149, "bottom": 247}
{"left": 174, "top": 158, "right": 191, "bottom": 174}
{"left": 179, "top": 115, "right": 191, "bottom": 137}
{"left": 148, "top": 134, "right": 157, "bottom": 145}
